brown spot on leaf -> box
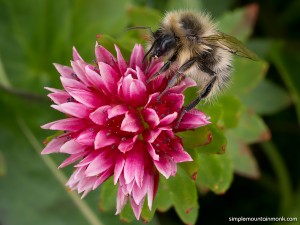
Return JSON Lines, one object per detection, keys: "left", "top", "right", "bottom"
{"left": 260, "top": 130, "right": 271, "bottom": 141}
{"left": 96, "top": 34, "right": 103, "bottom": 39}
{"left": 245, "top": 3, "right": 259, "bottom": 29}
{"left": 185, "top": 207, "right": 193, "bottom": 214}
{"left": 192, "top": 171, "right": 198, "bottom": 180}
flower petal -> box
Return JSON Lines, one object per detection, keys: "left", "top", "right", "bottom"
{"left": 107, "top": 104, "right": 128, "bottom": 119}
{"left": 94, "top": 129, "right": 119, "bottom": 149}
{"left": 142, "top": 108, "right": 160, "bottom": 128}
{"left": 118, "top": 135, "right": 137, "bottom": 153}
{"left": 129, "top": 79, "right": 148, "bottom": 106}
{"left": 159, "top": 112, "right": 177, "bottom": 126}
{"left": 98, "top": 62, "right": 119, "bottom": 94}
{"left": 41, "top": 135, "right": 68, "bottom": 154}
{"left": 114, "top": 155, "right": 125, "bottom": 184}
{"left": 53, "top": 63, "right": 74, "bottom": 78}
{"left": 60, "top": 139, "right": 86, "bottom": 154}
{"left": 68, "top": 89, "right": 103, "bottom": 108}
{"left": 41, "top": 118, "right": 87, "bottom": 132}
{"left": 85, "top": 150, "right": 114, "bottom": 176}
{"left": 58, "top": 151, "right": 89, "bottom": 169}
{"left": 129, "top": 44, "right": 145, "bottom": 70}
{"left": 114, "top": 44, "right": 127, "bottom": 75}
{"left": 120, "top": 111, "right": 143, "bottom": 132}
{"left": 53, "top": 102, "right": 90, "bottom": 118}
{"left": 76, "top": 128, "right": 97, "bottom": 146}
{"left": 177, "top": 109, "right": 211, "bottom": 130}
{"left": 71, "top": 60, "right": 90, "bottom": 85}
{"left": 89, "top": 105, "right": 111, "bottom": 125}
{"left": 95, "top": 44, "right": 116, "bottom": 66}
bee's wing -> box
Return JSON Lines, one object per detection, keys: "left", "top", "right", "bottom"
{"left": 202, "top": 32, "right": 259, "bottom": 60}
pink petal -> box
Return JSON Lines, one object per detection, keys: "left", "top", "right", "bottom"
{"left": 118, "top": 135, "right": 137, "bottom": 153}
{"left": 68, "top": 89, "right": 103, "bottom": 108}
{"left": 76, "top": 128, "right": 97, "bottom": 146}
{"left": 130, "top": 197, "right": 143, "bottom": 220}
{"left": 146, "top": 143, "right": 159, "bottom": 161}
{"left": 92, "top": 169, "right": 113, "bottom": 190}
{"left": 98, "top": 62, "right": 119, "bottom": 94}
{"left": 177, "top": 109, "right": 211, "bottom": 130}
{"left": 153, "top": 155, "right": 172, "bottom": 178}
{"left": 136, "top": 66, "right": 146, "bottom": 84}
{"left": 159, "top": 112, "right": 178, "bottom": 126}
{"left": 114, "top": 44, "right": 127, "bottom": 75}
{"left": 142, "top": 108, "right": 160, "bottom": 128}
{"left": 71, "top": 60, "right": 91, "bottom": 86}
{"left": 75, "top": 151, "right": 100, "bottom": 167}
{"left": 85, "top": 65, "right": 106, "bottom": 91}
{"left": 41, "top": 118, "right": 87, "bottom": 132}
{"left": 41, "top": 135, "right": 68, "bottom": 154}
{"left": 56, "top": 102, "right": 90, "bottom": 118}
{"left": 72, "top": 47, "right": 84, "bottom": 61}
{"left": 120, "top": 74, "right": 133, "bottom": 100}
{"left": 120, "top": 111, "right": 143, "bottom": 132}
{"left": 89, "top": 105, "right": 111, "bottom": 125}
{"left": 95, "top": 44, "right": 116, "bottom": 66}
{"left": 46, "top": 88, "right": 71, "bottom": 104}
{"left": 169, "top": 77, "right": 196, "bottom": 94}
{"left": 94, "top": 129, "right": 119, "bottom": 149}
{"left": 107, "top": 104, "right": 128, "bottom": 119}
{"left": 123, "top": 146, "right": 144, "bottom": 185}
{"left": 129, "top": 79, "right": 148, "bottom": 106}
{"left": 60, "top": 139, "right": 86, "bottom": 154}
{"left": 132, "top": 183, "right": 147, "bottom": 206}
{"left": 143, "top": 128, "right": 162, "bottom": 143}
{"left": 164, "top": 93, "right": 184, "bottom": 112}
{"left": 85, "top": 150, "right": 113, "bottom": 176}
{"left": 116, "top": 187, "right": 128, "bottom": 215}
{"left": 129, "top": 44, "right": 145, "bottom": 70}
{"left": 53, "top": 63, "right": 74, "bottom": 78}
{"left": 114, "top": 155, "right": 125, "bottom": 184}
{"left": 147, "top": 172, "right": 159, "bottom": 209}
{"left": 58, "top": 151, "right": 90, "bottom": 168}
{"left": 60, "top": 77, "right": 88, "bottom": 91}
{"left": 169, "top": 141, "right": 192, "bottom": 163}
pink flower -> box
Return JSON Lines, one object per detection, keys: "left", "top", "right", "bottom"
{"left": 41, "top": 43, "right": 210, "bottom": 219}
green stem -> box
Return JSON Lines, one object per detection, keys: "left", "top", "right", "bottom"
{"left": 260, "top": 141, "right": 293, "bottom": 215}
{"left": 17, "top": 118, "right": 104, "bottom": 225}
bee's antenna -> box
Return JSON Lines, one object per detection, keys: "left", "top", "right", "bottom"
{"left": 125, "top": 26, "right": 154, "bottom": 35}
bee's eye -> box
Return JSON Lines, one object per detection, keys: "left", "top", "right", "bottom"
{"left": 161, "top": 37, "right": 175, "bottom": 52}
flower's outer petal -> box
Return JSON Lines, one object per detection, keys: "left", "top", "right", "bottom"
{"left": 129, "top": 79, "right": 148, "bottom": 106}
{"left": 107, "top": 104, "right": 128, "bottom": 119}
{"left": 53, "top": 63, "right": 74, "bottom": 78}
{"left": 92, "top": 169, "right": 113, "bottom": 190}
{"left": 114, "top": 155, "right": 125, "bottom": 184}
{"left": 170, "top": 141, "right": 193, "bottom": 163}
{"left": 72, "top": 47, "right": 84, "bottom": 61}
{"left": 52, "top": 103, "right": 90, "bottom": 119}
{"left": 169, "top": 77, "right": 196, "bottom": 94}
{"left": 90, "top": 105, "right": 111, "bottom": 125}
{"left": 153, "top": 156, "right": 172, "bottom": 178}
{"left": 136, "top": 66, "right": 146, "bottom": 84}
{"left": 46, "top": 88, "right": 71, "bottom": 104}
{"left": 116, "top": 187, "right": 128, "bottom": 215}
{"left": 71, "top": 60, "right": 90, "bottom": 86}
{"left": 120, "top": 74, "right": 133, "bottom": 100}
{"left": 177, "top": 109, "right": 211, "bottom": 130}
{"left": 121, "top": 111, "right": 143, "bottom": 132}
{"left": 95, "top": 44, "right": 116, "bottom": 67}
{"left": 123, "top": 146, "right": 144, "bottom": 185}
{"left": 60, "top": 77, "right": 89, "bottom": 91}
{"left": 75, "top": 151, "right": 100, "bottom": 167}
{"left": 58, "top": 151, "right": 90, "bottom": 169}
{"left": 130, "top": 197, "right": 143, "bottom": 220}
{"left": 68, "top": 89, "right": 103, "bottom": 108}
{"left": 98, "top": 62, "right": 119, "bottom": 94}
{"left": 132, "top": 183, "right": 147, "bottom": 206}
{"left": 142, "top": 108, "right": 160, "bottom": 128}
{"left": 114, "top": 44, "right": 127, "bottom": 75}
{"left": 85, "top": 151, "right": 113, "bottom": 176}
{"left": 85, "top": 65, "right": 106, "bottom": 91}
{"left": 41, "top": 135, "right": 68, "bottom": 154}
{"left": 164, "top": 93, "right": 184, "bottom": 112}
{"left": 129, "top": 44, "right": 145, "bottom": 70}
{"left": 76, "top": 128, "right": 97, "bottom": 146}
{"left": 41, "top": 118, "right": 87, "bottom": 132}
{"left": 60, "top": 139, "right": 86, "bottom": 154}
{"left": 94, "top": 129, "right": 119, "bottom": 149}
{"left": 159, "top": 112, "right": 178, "bottom": 126}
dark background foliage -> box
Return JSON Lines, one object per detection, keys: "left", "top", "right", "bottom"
{"left": 0, "top": 0, "right": 299, "bottom": 224}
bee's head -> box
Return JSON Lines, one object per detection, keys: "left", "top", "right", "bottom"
{"left": 144, "top": 30, "right": 176, "bottom": 61}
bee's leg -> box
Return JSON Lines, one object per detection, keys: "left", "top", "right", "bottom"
{"left": 147, "top": 50, "right": 179, "bottom": 83}
{"left": 175, "top": 76, "right": 217, "bottom": 128}
{"left": 157, "top": 57, "right": 197, "bottom": 100}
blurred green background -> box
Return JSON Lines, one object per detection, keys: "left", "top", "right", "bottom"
{"left": 0, "top": 0, "right": 299, "bottom": 224}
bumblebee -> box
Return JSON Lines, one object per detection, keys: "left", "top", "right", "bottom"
{"left": 136, "top": 10, "right": 258, "bottom": 126}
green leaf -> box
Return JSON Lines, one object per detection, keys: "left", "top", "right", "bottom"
{"left": 196, "top": 153, "right": 234, "bottom": 194}
{"left": 119, "top": 201, "right": 135, "bottom": 223}
{"left": 0, "top": 151, "right": 6, "bottom": 177}
{"left": 127, "top": 6, "right": 162, "bottom": 30}
{"left": 229, "top": 57, "right": 269, "bottom": 95}
{"left": 178, "top": 126, "right": 212, "bottom": 148}
{"left": 240, "top": 79, "right": 292, "bottom": 115}
{"left": 217, "top": 95, "right": 242, "bottom": 128}
{"left": 197, "top": 101, "right": 223, "bottom": 124}
{"left": 141, "top": 199, "right": 156, "bottom": 223}
{"left": 270, "top": 42, "right": 300, "bottom": 125}
{"left": 167, "top": 167, "right": 199, "bottom": 225}
{"left": 155, "top": 176, "right": 173, "bottom": 212}
{"left": 218, "top": 4, "right": 259, "bottom": 41}
{"left": 227, "top": 108, "right": 270, "bottom": 144}
{"left": 226, "top": 134, "right": 260, "bottom": 179}
{"left": 180, "top": 148, "right": 200, "bottom": 180}
{"left": 166, "top": 0, "right": 203, "bottom": 11}
{"left": 99, "top": 177, "right": 118, "bottom": 211}
{"left": 196, "top": 124, "right": 227, "bottom": 154}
